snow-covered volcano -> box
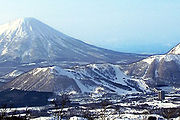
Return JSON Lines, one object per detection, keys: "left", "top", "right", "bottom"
{"left": 0, "top": 17, "right": 144, "bottom": 64}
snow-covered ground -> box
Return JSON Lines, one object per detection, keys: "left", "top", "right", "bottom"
{"left": 30, "top": 114, "right": 180, "bottom": 120}
{"left": 1, "top": 89, "right": 179, "bottom": 120}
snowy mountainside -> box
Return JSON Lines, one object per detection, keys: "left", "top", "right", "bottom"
{"left": 0, "top": 69, "right": 25, "bottom": 87}
{"left": 0, "top": 17, "right": 146, "bottom": 64}
{"left": 0, "top": 70, "right": 24, "bottom": 82}
{"left": 122, "top": 54, "right": 180, "bottom": 87}
{"left": 168, "top": 43, "right": 180, "bottom": 55}
{"left": 3, "top": 70, "right": 24, "bottom": 78}
{"left": 0, "top": 64, "right": 149, "bottom": 94}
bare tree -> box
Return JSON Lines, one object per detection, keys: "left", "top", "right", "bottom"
{"left": 0, "top": 104, "right": 26, "bottom": 120}
{"left": 81, "top": 107, "right": 98, "bottom": 120}
{"left": 98, "top": 99, "right": 112, "bottom": 120}
{"left": 0, "top": 104, "right": 8, "bottom": 119}
{"left": 51, "top": 94, "right": 70, "bottom": 120}
{"left": 24, "top": 107, "right": 31, "bottom": 119}
{"left": 112, "top": 105, "right": 124, "bottom": 119}
{"left": 161, "top": 108, "right": 180, "bottom": 120}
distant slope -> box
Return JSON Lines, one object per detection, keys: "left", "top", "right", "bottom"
{"left": 122, "top": 43, "right": 180, "bottom": 87}
{"left": 0, "top": 64, "right": 149, "bottom": 94}
{"left": 168, "top": 43, "right": 180, "bottom": 55}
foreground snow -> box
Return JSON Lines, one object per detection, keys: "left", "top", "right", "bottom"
{"left": 30, "top": 115, "right": 180, "bottom": 120}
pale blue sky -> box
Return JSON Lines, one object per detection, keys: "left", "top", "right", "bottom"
{"left": 0, "top": 0, "right": 180, "bottom": 54}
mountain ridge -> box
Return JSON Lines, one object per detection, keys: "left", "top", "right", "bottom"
{"left": 0, "top": 64, "right": 149, "bottom": 94}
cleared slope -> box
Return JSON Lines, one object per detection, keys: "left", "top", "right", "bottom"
{"left": 1, "top": 64, "right": 149, "bottom": 94}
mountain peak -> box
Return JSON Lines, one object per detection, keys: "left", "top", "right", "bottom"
{"left": 20, "top": 17, "right": 37, "bottom": 21}
{"left": 0, "top": 17, "right": 70, "bottom": 61}
{"left": 12, "top": 17, "right": 41, "bottom": 25}
{"left": 14, "top": 17, "right": 37, "bottom": 22}
{"left": 0, "top": 17, "right": 39, "bottom": 28}
{"left": 0, "top": 17, "right": 65, "bottom": 40}
{"left": 168, "top": 43, "right": 180, "bottom": 55}
{"left": 0, "top": 17, "right": 44, "bottom": 35}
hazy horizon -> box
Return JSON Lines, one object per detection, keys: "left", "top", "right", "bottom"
{"left": 0, "top": 0, "right": 180, "bottom": 54}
